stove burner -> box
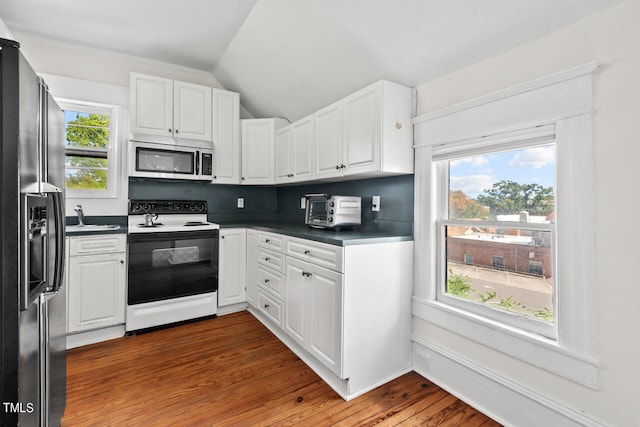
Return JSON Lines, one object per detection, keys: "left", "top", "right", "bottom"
{"left": 184, "top": 221, "right": 208, "bottom": 226}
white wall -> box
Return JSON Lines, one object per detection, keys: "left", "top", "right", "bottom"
{"left": 412, "top": 1, "right": 639, "bottom": 426}
{"left": 0, "top": 17, "right": 14, "bottom": 40}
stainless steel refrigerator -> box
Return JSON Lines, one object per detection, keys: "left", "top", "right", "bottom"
{"left": 0, "top": 38, "right": 67, "bottom": 426}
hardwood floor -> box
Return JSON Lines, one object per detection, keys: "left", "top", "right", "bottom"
{"left": 62, "top": 311, "right": 500, "bottom": 426}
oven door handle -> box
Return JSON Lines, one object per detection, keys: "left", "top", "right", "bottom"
{"left": 128, "top": 229, "right": 219, "bottom": 243}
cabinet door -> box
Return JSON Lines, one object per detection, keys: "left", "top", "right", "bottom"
{"left": 308, "top": 264, "right": 343, "bottom": 376}
{"left": 173, "top": 81, "right": 212, "bottom": 144}
{"left": 241, "top": 119, "right": 275, "bottom": 185}
{"left": 130, "top": 73, "right": 174, "bottom": 139}
{"left": 219, "top": 228, "right": 247, "bottom": 306}
{"left": 284, "top": 257, "right": 308, "bottom": 347}
{"left": 291, "top": 115, "right": 314, "bottom": 182}
{"left": 274, "top": 126, "right": 292, "bottom": 183}
{"left": 246, "top": 229, "right": 258, "bottom": 307}
{"left": 212, "top": 89, "right": 240, "bottom": 184}
{"left": 67, "top": 253, "right": 126, "bottom": 333}
{"left": 314, "top": 102, "right": 343, "bottom": 179}
{"left": 342, "top": 83, "right": 381, "bottom": 175}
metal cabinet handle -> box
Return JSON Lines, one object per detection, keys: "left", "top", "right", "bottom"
{"left": 120, "top": 260, "right": 124, "bottom": 264}
{"left": 264, "top": 257, "right": 270, "bottom": 261}
{"left": 264, "top": 303, "right": 270, "bottom": 309}
{"left": 304, "top": 250, "right": 311, "bottom": 255}
{"left": 301, "top": 271, "right": 312, "bottom": 277}
{"left": 265, "top": 239, "right": 271, "bottom": 243}
{"left": 264, "top": 278, "right": 270, "bottom": 283}
{"left": 175, "top": 129, "right": 179, "bottom": 134}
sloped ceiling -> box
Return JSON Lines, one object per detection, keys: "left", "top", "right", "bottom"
{"left": 0, "top": 0, "right": 622, "bottom": 122}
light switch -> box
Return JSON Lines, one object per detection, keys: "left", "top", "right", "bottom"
{"left": 237, "top": 197, "right": 244, "bottom": 209}
{"left": 300, "top": 197, "right": 306, "bottom": 209}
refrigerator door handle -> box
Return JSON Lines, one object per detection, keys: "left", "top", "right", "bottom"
{"left": 42, "top": 183, "right": 65, "bottom": 294}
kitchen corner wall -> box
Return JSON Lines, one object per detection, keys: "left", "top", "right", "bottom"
{"left": 128, "top": 174, "right": 414, "bottom": 230}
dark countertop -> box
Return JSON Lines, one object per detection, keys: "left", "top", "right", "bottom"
{"left": 217, "top": 221, "right": 413, "bottom": 246}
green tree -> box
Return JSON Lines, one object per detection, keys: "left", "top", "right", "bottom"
{"left": 65, "top": 113, "right": 109, "bottom": 190}
{"left": 476, "top": 180, "right": 554, "bottom": 217}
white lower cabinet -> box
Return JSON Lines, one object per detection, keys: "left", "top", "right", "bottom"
{"left": 250, "top": 230, "right": 414, "bottom": 400}
{"left": 67, "top": 235, "right": 126, "bottom": 334}
{"left": 246, "top": 229, "right": 258, "bottom": 307}
{"left": 285, "top": 257, "right": 343, "bottom": 376}
{"left": 218, "top": 228, "right": 247, "bottom": 307}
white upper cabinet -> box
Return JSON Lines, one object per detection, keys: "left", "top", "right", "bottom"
{"left": 130, "top": 74, "right": 173, "bottom": 139}
{"left": 315, "top": 101, "right": 344, "bottom": 179}
{"left": 211, "top": 89, "right": 241, "bottom": 184}
{"left": 314, "top": 80, "right": 414, "bottom": 179}
{"left": 241, "top": 118, "right": 288, "bottom": 185}
{"left": 129, "top": 73, "right": 213, "bottom": 148}
{"left": 291, "top": 115, "right": 315, "bottom": 182}
{"left": 275, "top": 115, "right": 315, "bottom": 184}
{"left": 173, "top": 81, "right": 212, "bottom": 143}
{"left": 275, "top": 125, "right": 292, "bottom": 183}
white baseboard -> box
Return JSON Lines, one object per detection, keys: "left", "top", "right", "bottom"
{"left": 217, "top": 302, "right": 248, "bottom": 316}
{"left": 412, "top": 337, "right": 606, "bottom": 427}
{"left": 66, "top": 325, "right": 125, "bottom": 349}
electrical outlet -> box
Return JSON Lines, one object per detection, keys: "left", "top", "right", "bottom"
{"left": 237, "top": 197, "right": 244, "bottom": 209}
{"left": 300, "top": 197, "right": 306, "bottom": 209}
{"left": 372, "top": 195, "right": 380, "bottom": 212}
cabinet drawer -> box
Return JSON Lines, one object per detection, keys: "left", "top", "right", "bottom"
{"left": 70, "top": 234, "right": 126, "bottom": 255}
{"left": 257, "top": 248, "right": 285, "bottom": 273}
{"left": 257, "top": 231, "right": 285, "bottom": 253}
{"left": 286, "top": 237, "right": 343, "bottom": 272}
{"left": 257, "top": 289, "right": 282, "bottom": 327}
{"left": 258, "top": 266, "right": 284, "bottom": 299}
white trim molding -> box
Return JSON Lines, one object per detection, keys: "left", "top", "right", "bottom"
{"left": 412, "top": 62, "right": 599, "bottom": 387}
{"left": 413, "top": 338, "right": 607, "bottom": 427}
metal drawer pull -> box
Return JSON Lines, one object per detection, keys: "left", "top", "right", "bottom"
{"left": 265, "top": 239, "right": 271, "bottom": 243}
{"left": 264, "top": 303, "right": 270, "bottom": 309}
{"left": 301, "top": 271, "right": 312, "bottom": 277}
{"left": 264, "top": 257, "right": 270, "bottom": 261}
{"left": 264, "top": 278, "right": 270, "bottom": 283}
{"left": 304, "top": 250, "right": 311, "bottom": 255}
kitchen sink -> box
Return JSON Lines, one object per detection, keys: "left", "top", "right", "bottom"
{"left": 66, "top": 224, "right": 121, "bottom": 232}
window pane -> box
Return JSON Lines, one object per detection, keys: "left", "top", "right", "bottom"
{"left": 64, "top": 110, "right": 110, "bottom": 149}
{"left": 448, "top": 145, "right": 555, "bottom": 220}
{"left": 65, "top": 167, "right": 108, "bottom": 190}
{"left": 445, "top": 225, "right": 554, "bottom": 322}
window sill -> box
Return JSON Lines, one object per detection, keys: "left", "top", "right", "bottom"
{"left": 412, "top": 296, "right": 599, "bottom": 388}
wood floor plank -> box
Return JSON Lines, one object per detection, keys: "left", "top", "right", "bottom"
{"left": 61, "top": 311, "right": 501, "bottom": 426}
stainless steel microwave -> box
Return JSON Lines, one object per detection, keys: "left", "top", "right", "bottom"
{"left": 305, "top": 194, "right": 361, "bottom": 230}
{"left": 129, "top": 141, "right": 213, "bottom": 181}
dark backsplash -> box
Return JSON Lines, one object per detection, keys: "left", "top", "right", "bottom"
{"left": 128, "top": 175, "right": 414, "bottom": 232}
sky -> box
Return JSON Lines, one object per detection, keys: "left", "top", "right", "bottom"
{"left": 449, "top": 144, "right": 556, "bottom": 199}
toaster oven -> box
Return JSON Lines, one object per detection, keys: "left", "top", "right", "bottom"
{"left": 305, "top": 194, "right": 362, "bottom": 230}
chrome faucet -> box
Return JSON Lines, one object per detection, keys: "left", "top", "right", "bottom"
{"left": 74, "top": 205, "right": 85, "bottom": 226}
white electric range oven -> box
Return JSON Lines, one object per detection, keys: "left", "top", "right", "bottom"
{"left": 126, "top": 200, "right": 219, "bottom": 332}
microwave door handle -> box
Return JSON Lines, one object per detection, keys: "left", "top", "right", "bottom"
{"left": 195, "top": 151, "right": 200, "bottom": 175}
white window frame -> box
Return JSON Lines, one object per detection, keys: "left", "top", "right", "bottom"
{"left": 434, "top": 128, "right": 558, "bottom": 339}
{"left": 59, "top": 99, "right": 119, "bottom": 199}
{"left": 412, "top": 62, "right": 599, "bottom": 388}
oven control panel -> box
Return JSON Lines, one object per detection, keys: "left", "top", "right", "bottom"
{"left": 129, "top": 200, "right": 208, "bottom": 214}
